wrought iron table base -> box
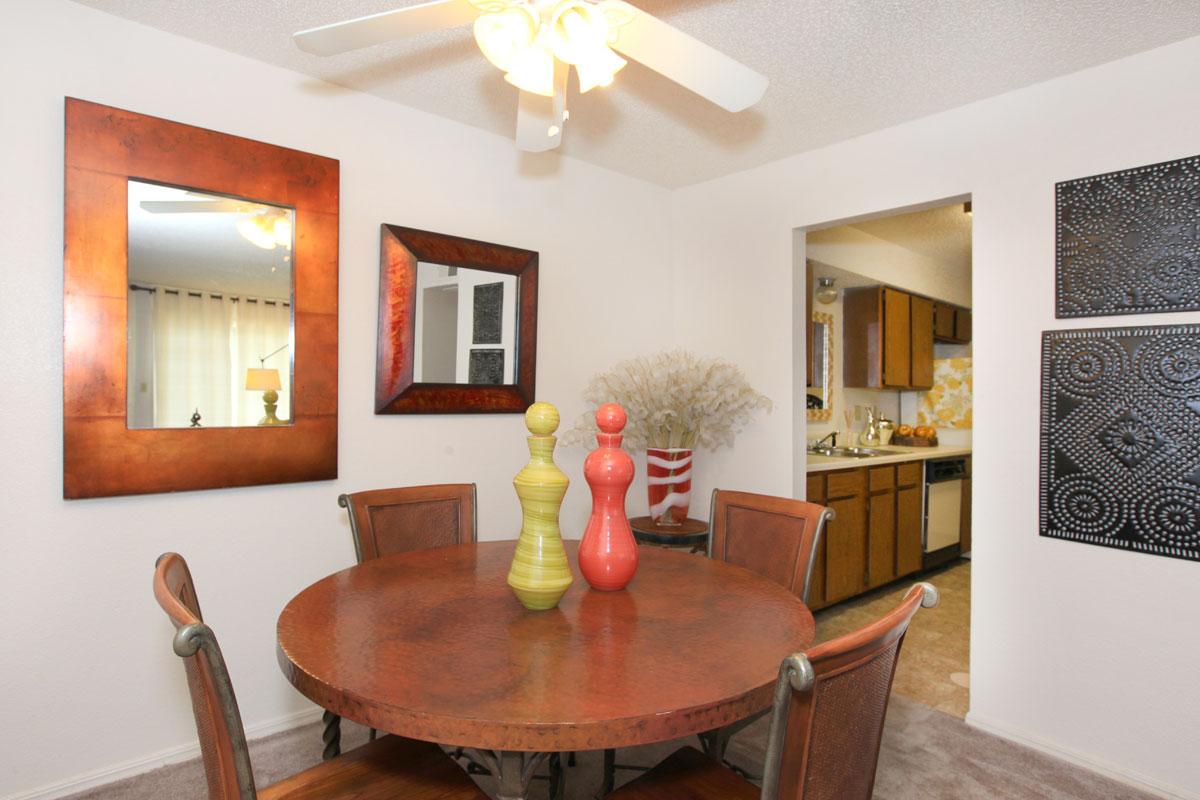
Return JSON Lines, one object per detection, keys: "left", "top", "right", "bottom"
{"left": 463, "top": 749, "right": 564, "bottom": 800}
{"left": 321, "top": 715, "right": 563, "bottom": 799}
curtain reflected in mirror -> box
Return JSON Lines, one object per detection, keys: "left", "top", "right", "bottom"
{"left": 412, "top": 262, "right": 519, "bottom": 385}
{"left": 126, "top": 180, "right": 294, "bottom": 429}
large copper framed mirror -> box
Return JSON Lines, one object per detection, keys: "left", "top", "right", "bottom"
{"left": 63, "top": 98, "right": 339, "bottom": 498}
{"left": 375, "top": 226, "right": 538, "bottom": 414}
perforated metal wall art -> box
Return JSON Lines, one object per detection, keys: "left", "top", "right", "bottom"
{"left": 1056, "top": 154, "right": 1200, "bottom": 317}
{"left": 1041, "top": 325, "right": 1200, "bottom": 561}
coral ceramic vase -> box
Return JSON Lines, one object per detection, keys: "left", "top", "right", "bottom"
{"left": 507, "top": 402, "right": 574, "bottom": 611}
{"left": 646, "top": 447, "right": 693, "bottom": 525}
{"left": 579, "top": 403, "right": 639, "bottom": 591}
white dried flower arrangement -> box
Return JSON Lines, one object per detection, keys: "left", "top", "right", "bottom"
{"left": 563, "top": 350, "right": 773, "bottom": 450}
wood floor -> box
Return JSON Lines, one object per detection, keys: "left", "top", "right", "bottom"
{"left": 815, "top": 558, "right": 971, "bottom": 718}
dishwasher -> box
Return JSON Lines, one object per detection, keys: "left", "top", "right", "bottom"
{"left": 924, "top": 457, "right": 967, "bottom": 568}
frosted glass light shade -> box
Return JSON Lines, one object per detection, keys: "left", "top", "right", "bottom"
{"left": 504, "top": 43, "right": 557, "bottom": 97}
{"left": 815, "top": 277, "right": 838, "bottom": 305}
{"left": 237, "top": 215, "right": 278, "bottom": 250}
{"left": 245, "top": 368, "right": 282, "bottom": 391}
{"left": 474, "top": 7, "right": 538, "bottom": 72}
{"left": 575, "top": 46, "right": 626, "bottom": 92}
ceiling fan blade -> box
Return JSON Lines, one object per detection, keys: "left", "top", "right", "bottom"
{"left": 604, "top": 1, "right": 767, "bottom": 113}
{"left": 293, "top": 0, "right": 479, "bottom": 57}
{"left": 515, "top": 62, "right": 569, "bottom": 153}
{"left": 139, "top": 200, "right": 252, "bottom": 214}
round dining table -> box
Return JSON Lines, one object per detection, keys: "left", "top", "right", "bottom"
{"left": 277, "top": 540, "right": 815, "bottom": 800}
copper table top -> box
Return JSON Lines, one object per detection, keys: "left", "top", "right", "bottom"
{"left": 277, "top": 540, "right": 814, "bottom": 752}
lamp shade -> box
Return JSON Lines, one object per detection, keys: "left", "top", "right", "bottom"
{"left": 245, "top": 368, "right": 282, "bottom": 391}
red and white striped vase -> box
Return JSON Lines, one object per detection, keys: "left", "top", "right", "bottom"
{"left": 646, "top": 447, "right": 693, "bottom": 526}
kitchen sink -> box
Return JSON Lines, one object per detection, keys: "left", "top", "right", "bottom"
{"left": 808, "top": 446, "right": 902, "bottom": 458}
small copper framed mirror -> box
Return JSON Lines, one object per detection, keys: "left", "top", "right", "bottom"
{"left": 63, "top": 99, "right": 339, "bottom": 498}
{"left": 375, "top": 226, "right": 538, "bottom": 414}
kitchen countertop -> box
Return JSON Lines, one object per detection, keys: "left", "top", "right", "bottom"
{"left": 806, "top": 444, "right": 972, "bottom": 473}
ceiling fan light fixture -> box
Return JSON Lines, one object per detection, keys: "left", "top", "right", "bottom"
{"left": 548, "top": 1, "right": 604, "bottom": 64}
{"left": 237, "top": 214, "right": 279, "bottom": 251}
{"left": 272, "top": 216, "right": 293, "bottom": 249}
{"left": 473, "top": 6, "right": 538, "bottom": 72}
{"left": 503, "top": 39, "right": 557, "bottom": 96}
{"left": 575, "top": 46, "right": 625, "bottom": 92}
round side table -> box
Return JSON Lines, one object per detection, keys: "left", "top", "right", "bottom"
{"left": 628, "top": 516, "right": 709, "bottom": 553}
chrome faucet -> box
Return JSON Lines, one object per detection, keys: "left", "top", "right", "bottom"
{"left": 813, "top": 431, "right": 838, "bottom": 449}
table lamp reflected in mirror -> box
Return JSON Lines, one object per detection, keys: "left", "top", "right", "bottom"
{"left": 245, "top": 367, "right": 284, "bottom": 425}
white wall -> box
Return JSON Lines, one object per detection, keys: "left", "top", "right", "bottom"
{"left": 0, "top": 2, "right": 672, "bottom": 797}
{"left": 672, "top": 35, "right": 1200, "bottom": 799}
{"left": 5, "top": 3, "right": 1200, "bottom": 798}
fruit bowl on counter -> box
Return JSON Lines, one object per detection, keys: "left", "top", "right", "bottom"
{"left": 891, "top": 424, "right": 938, "bottom": 447}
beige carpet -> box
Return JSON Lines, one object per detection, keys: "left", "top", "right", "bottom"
{"left": 65, "top": 696, "right": 1156, "bottom": 800}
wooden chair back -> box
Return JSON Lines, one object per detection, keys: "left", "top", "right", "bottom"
{"left": 338, "top": 484, "right": 478, "bottom": 562}
{"left": 153, "top": 553, "right": 256, "bottom": 800}
{"left": 708, "top": 489, "right": 833, "bottom": 603}
{"left": 760, "top": 582, "right": 937, "bottom": 800}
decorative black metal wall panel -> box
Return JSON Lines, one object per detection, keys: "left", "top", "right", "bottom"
{"left": 473, "top": 282, "right": 504, "bottom": 344}
{"left": 1040, "top": 325, "right": 1200, "bottom": 562}
{"left": 1056, "top": 154, "right": 1200, "bottom": 317}
{"left": 468, "top": 349, "right": 505, "bottom": 385}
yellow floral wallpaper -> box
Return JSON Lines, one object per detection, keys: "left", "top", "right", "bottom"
{"left": 918, "top": 357, "right": 973, "bottom": 429}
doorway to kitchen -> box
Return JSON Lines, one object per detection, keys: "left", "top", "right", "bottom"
{"left": 794, "top": 196, "right": 974, "bottom": 718}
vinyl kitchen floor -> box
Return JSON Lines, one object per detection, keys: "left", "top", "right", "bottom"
{"left": 815, "top": 558, "right": 971, "bottom": 718}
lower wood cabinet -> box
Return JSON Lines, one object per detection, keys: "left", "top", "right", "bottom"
{"left": 825, "top": 494, "right": 867, "bottom": 604}
{"left": 807, "top": 460, "right": 929, "bottom": 611}
{"left": 868, "top": 491, "right": 896, "bottom": 587}
{"left": 896, "top": 485, "right": 923, "bottom": 576}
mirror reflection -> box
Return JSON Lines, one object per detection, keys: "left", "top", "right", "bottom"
{"left": 413, "top": 263, "right": 519, "bottom": 385}
{"left": 126, "top": 180, "right": 294, "bottom": 429}
{"left": 807, "top": 312, "right": 833, "bottom": 417}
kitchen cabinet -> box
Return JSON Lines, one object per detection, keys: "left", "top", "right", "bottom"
{"left": 843, "top": 286, "right": 933, "bottom": 389}
{"left": 910, "top": 296, "right": 934, "bottom": 388}
{"left": 954, "top": 307, "right": 972, "bottom": 343}
{"left": 882, "top": 288, "right": 911, "bottom": 388}
{"left": 806, "top": 473, "right": 827, "bottom": 607}
{"left": 933, "top": 301, "right": 972, "bottom": 344}
{"left": 896, "top": 463, "right": 924, "bottom": 576}
{"left": 825, "top": 493, "right": 867, "bottom": 604}
{"left": 808, "top": 459, "right": 934, "bottom": 610}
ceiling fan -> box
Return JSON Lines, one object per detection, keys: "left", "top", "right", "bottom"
{"left": 137, "top": 196, "right": 293, "bottom": 251}
{"left": 293, "top": 0, "right": 768, "bottom": 152}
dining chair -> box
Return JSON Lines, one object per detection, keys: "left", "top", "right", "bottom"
{"left": 708, "top": 489, "right": 834, "bottom": 603}
{"left": 697, "top": 488, "right": 835, "bottom": 764}
{"left": 606, "top": 582, "right": 939, "bottom": 800}
{"left": 152, "top": 552, "right": 488, "bottom": 800}
{"left": 604, "top": 488, "right": 834, "bottom": 791}
{"left": 338, "top": 483, "right": 478, "bottom": 562}
{"left": 326, "top": 484, "right": 477, "bottom": 757}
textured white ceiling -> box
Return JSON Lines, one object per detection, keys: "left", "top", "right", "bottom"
{"left": 129, "top": 182, "right": 293, "bottom": 300}
{"left": 851, "top": 204, "right": 972, "bottom": 276}
{"left": 72, "top": 0, "right": 1200, "bottom": 187}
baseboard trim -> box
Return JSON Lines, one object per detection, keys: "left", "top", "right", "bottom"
{"left": 965, "top": 711, "right": 1197, "bottom": 800}
{"left": 3, "top": 707, "right": 323, "bottom": 800}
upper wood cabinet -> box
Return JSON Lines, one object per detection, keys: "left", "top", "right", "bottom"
{"left": 954, "top": 307, "right": 972, "bottom": 343}
{"left": 910, "top": 296, "right": 934, "bottom": 389}
{"left": 933, "top": 301, "right": 972, "bottom": 344}
{"left": 844, "top": 286, "right": 933, "bottom": 389}
{"left": 845, "top": 286, "right": 969, "bottom": 389}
